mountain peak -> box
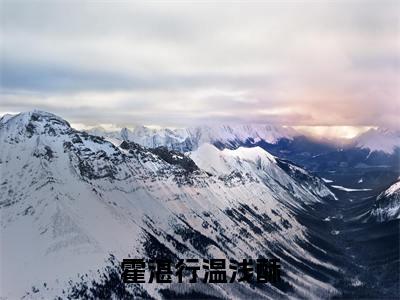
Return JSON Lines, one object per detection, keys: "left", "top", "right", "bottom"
{"left": 1, "top": 109, "right": 70, "bottom": 125}
{"left": 0, "top": 110, "right": 72, "bottom": 140}
{"left": 354, "top": 127, "right": 400, "bottom": 153}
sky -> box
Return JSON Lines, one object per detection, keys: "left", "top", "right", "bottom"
{"left": 1, "top": 0, "right": 399, "bottom": 138}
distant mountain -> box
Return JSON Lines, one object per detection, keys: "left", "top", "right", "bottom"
{"left": 87, "top": 123, "right": 400, "bottom": 190}
{"left": 0, "top": 110, "right": 339, "bottom": 299}
{"left": 88, "top": 124, "right": 299, "bottom": 152}
{"left": 88, "top": 125, "right": 400, "bottom": 155}
{"left": 354, "top": 128, "right": 400, "bottom": 153}
{"left": 89, "top": 123, "right": 399, "bottom": 191}
{"left": 253, "top": 136, "right": 400, "bottom": 191}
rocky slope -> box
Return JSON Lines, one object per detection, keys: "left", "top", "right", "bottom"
{"left": 0, "top": 110, "right": 339, "bottom": 299}
{"left": 370, "top": 179, "right": 400, "bottom": 222}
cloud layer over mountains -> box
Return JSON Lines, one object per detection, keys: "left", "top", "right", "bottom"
{"left": 1, "top": 1, "right": 399, "bottom": 129}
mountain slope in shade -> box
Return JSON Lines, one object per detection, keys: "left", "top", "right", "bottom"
{"left": 354, "top": 128, "right": 400, "bottom": 154}
{"left": 0, "top": 110, "right": 339, "bottom": 299}
{"left": 370, "top": 179, "right": 400, "bottom": 222}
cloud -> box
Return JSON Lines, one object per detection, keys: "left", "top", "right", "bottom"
{"left": 1, "top": 0, "right": 399, "bottom": 129}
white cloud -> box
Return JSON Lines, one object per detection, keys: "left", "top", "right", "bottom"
{"left": 1, "top": 0, "right": 399, "bottom": 130}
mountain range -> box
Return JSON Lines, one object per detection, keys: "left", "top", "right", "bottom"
{"left": 0, "top": 110, "right": 399, "bottom": 299}
{"left": 87, "top": 123, "right": 400, "bottom": 154}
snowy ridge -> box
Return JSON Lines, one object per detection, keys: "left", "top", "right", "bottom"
{"left": 384, "top": 180, "right": 400, "bottom": 197}
{"left": 0, "top": 113, "right": 15, "bottom": 125}
{"left": 89, "top": 124, "right": 298, "bottom": 152}
{"left": 370, "top": 180, "right": 400, "bottom": 222}
{"left": 190, "top": 144, "right": 335, "bottom": 205}
{"left": 89, "top": 124, "right": 400, "bottom": 155}
{"left": 354, "top": 128, "right": 400, "bottom": 153}
{"left": 1, "top": 111, "right": 338, "bottom": 299}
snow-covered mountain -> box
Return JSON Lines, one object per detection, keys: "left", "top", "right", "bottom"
{"left": 88, "top": 124, "right": 400, "bottom": 157}
{"left": 0, "top": 110, "right": 339, "bottom": 299}
{"left": 354, "top": 128, "right": 400, "bottom": 153}
{"left": 88, "top": 124, "right": 298, "bottom": 152}
{"left": 370, "top": 179, "right": 400, "bottom": 222}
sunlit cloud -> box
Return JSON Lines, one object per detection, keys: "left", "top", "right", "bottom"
{"left": 293, "top": 126, "right": 375, "bottom": 140}
{"left": 1, "top": 0, "right": 399, "bottom": 134}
